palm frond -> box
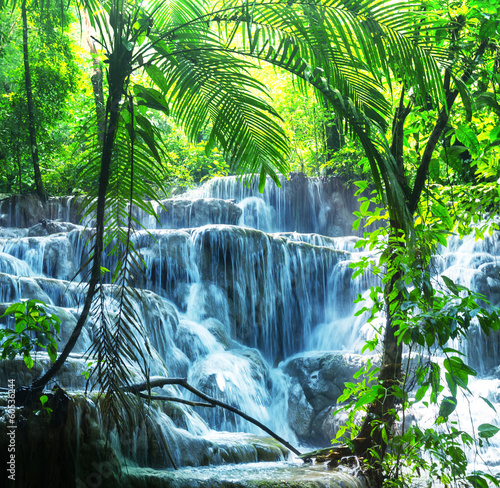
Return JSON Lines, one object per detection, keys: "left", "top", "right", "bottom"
{"left": 148, "top": 39, "right": 291, "bottom": 187}
{"left": 72, "top": 91, "right": 169, "bottom": 423}
{"left": 211, "top": 0, "right": 447, "bottom": 113}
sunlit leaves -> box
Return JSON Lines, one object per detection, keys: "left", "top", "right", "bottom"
{"left": 0, "top": 299, "right": 61, "bottom": 368}
{"left": 455, "top": 123, "right": 480, "bottom": 158}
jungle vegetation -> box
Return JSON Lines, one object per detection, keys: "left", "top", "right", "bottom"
{"left": 0, "top": 0, "right": 500, "bottom": 486}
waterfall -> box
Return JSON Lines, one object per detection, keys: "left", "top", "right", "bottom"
{"left": 1, "top": 174, "right": 499, "bottom": 475}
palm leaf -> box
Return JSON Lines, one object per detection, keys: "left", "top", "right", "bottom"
{"left": 148, "top": 38, "right": 291, "bottom": 185}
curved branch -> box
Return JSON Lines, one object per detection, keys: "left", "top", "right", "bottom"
{"left": 138, "top": 392, "right": 214, "bottom": 407}
{"left": 409, "top": 39, "right": 489, "bottom": 214}
{"left": 125, "top": 376, "right": 301, "bottom": 456}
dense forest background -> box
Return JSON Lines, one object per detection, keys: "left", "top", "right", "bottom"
{"left": 0, "top": 0, "right": 366, "bottom": 198}
{"left": 1, "top": 0, "right": 498, "bottom": 201}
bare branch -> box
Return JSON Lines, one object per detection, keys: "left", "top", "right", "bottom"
{"left": 125, "top": 376, "right": 301, "bottom": 456}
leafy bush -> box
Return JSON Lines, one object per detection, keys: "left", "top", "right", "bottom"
{"left": 0, "top": 299, "right": 60, "bottom": 369}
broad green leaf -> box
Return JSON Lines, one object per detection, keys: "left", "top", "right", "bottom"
{"left": 133, "top": 85, "right": 169, "bottom": 114}
{"left": 441, "top": 275, "right": 459, "bottom": 294}
{"left": 455, "top": 124, "right": 480, "bottom": 157}
{"left": 489, "top": 125, "right": 500, "bottom": 143}
{"left": 354, "top": 390, "right": 378, "bottom": 409}
{"left": 443, "top": 356, "right": 477, "bottom": 378}
{"left": 453, "top": 75, "right": 473, "bottom": 121}
{"left": 47, "top": 344, "right": 57, "bottom": 362}
{"left": 479, "top": 18, "right": 498, "bottom": 40}
{"left": 478, "top": 423, "right": 500, "bottom": 439}
{"left": 360, "top": 200, "right": 370, "bottom": 214}
{"left": 24, "top": 353, "right": 34, "bottom": 369}
{"left": 429, "top": 158, "right": 440, "bottom": 180}
{"left": 445, "top": 372, "right": 457, "bottom": 398}
{"left": 15, "top": 318, "right": 28, "bottom": 334}
{"left": 467, "top": 474, "right": 489, "bottom": 488}
{"left": 2, "top": 302, "right": 25, "bottom": 317}
{"left": 438, "top": 396, "right": 457, "bottom": 419}
{"left": 414, "top": 384, "right": 429, "bottom": 403}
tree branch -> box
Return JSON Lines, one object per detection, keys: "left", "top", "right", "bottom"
{"left": 137, "top": 392, "right": 214, "bottom": 407}
{"left": 409, "top": 39, "right": 489, "bottom": 214}
{"left": 124, "top": 376, "right": 301, "bottom": 456}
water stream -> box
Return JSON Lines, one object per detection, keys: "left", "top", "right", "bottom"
{"left": 0, "top": 174, "right": 499, "bottom": 483}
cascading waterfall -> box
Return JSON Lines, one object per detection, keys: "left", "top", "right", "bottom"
{"left": 0, "top": 174, "right": 499, "bottom": 480}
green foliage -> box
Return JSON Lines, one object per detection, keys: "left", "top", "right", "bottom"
{"left": 35, "top": 394, "right": 53, "bottom": 416}
{"left": 158, "top": 122, "right": 230, "bottom": 193}
{"left": 0, "top": 1, "right": 83, "bottom": 195}
{"left": 0, "top": 299, "right": 61, "bottom": 369}
{"left": 327, "top": 4, "right": 500, "bottom": 482}
{"left": 336, "top": 178, "right": 500, "bottom": 485}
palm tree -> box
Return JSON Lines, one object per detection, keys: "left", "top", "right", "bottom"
{"left": 28, "top": 0, "right": 466, "bottom": 473}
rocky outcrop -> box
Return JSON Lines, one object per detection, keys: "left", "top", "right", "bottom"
{"left": 283, "top": 353, "right": 375, "bottom": 445}
{"left": 0, "top": 194, "right": 242, "bottom": 231}
{"left": 0, "top": 195, "right": 81, "bottom": 228}
{"left": 0, "top": 392, "right": 294, "bottom": 488}
{"left": 122, "top": 463, "right": 366, "bottom": 488}
{"left": 191, "top": 173, "right": 361, "bottom": 236}
{"left": 28, "top": 221, "right": 82, "bottom": 237}
{"left": 155, "top": 198, "right": 242, "bottom": 229}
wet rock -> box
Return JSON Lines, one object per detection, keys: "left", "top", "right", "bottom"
{"left": 190, "top": 173, "right": 361, "bottom": 237}
{"left": 136, "top": 230, "right": 197, "bottom": 303}
{"left": 0, "top": 392, "right": 297, "bottom": 488}
{"left": 287, "top": 380, "right": 314, "bottom": 438}
{"left": 121, "top": 462, "right": 365, "bottom": 488}
{"left": 28, "top": 220, "right": 81, "bottom": 237}
{"left": 0, "top": 355, "right": 90, "bottom": 390}
{"left": 175, "top": 319, "right": 224, "bottom": 361}
{"left": 0, "top": 227, "right": 29, "bottom": 238}
{"left": 492, "top": 365, "right": 500, "bottom": 379}
{"left": 0, "top": 195, "right": 81, "bottom": 228}
{"left": 147, "top": 197, "right": 242, "bottom": 229}
{"left": 283, "top": 352, "right": 373, "bottom": 444}
{"left": 188, "top": 349, "right": 274, "bottom": 433}
{"left": 283, "top": 353, "right": 367, "bottom": 405}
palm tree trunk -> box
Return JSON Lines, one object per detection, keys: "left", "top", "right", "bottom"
{"left": 21, "top": 0, "right": 46, "bottom": 203}
{"left": 31, "top": 79, "right": 124, "bottom": 393}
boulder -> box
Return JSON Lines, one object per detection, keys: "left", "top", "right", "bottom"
{"left": 28, "top": 221, "right": 81, "bottom": 237}
{"left": 283, "top": 352, "right": 375, "bottom": 444}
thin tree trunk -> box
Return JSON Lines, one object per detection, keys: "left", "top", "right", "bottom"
{"left": 344, "top": 94, "right": 411, "bottom": 485}
{"left": 353, "top": 219, "right": 405, "bottom": 479}
{"left": 347, "top": 42, "right": 489, "bottom": 482}
{"left": 323, "top": 98, "right": 344, "bottom": 164}
{"left": 30, "top": 8, "right": 133, "bottom": 395}
{"left": 21, "top": 0, "right": 46, "bottom": 203}
{"left": 31, "top": 74, "right": 124, "bottom": 393}
{"left": 83, "top": 10, "right": 106, "bottom": 143}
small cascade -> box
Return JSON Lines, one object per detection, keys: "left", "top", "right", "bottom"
{"left": 184, "top": 173, "right": 359, "bottom": 236}
{"left": 0, "top": 175, "right": 499, "bottom": 479}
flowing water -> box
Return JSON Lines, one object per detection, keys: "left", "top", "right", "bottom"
{"left": 0, "top": 174, "right": 499, "bottom": 482}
